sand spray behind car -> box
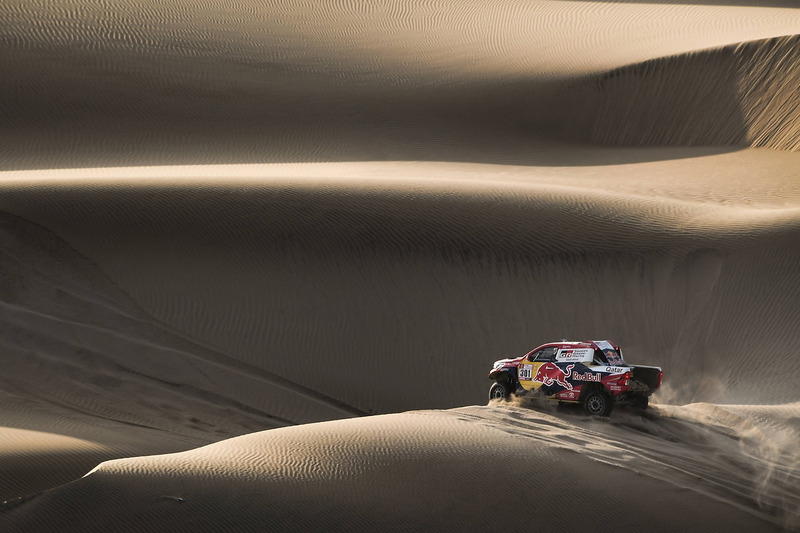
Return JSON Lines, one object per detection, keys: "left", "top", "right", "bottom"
{"left": 659, "top": 403, "right": 800, "bottom": 531}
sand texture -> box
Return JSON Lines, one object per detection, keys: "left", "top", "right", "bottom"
{"left": 1, "top": 0, "right": 800, "bottom": 531}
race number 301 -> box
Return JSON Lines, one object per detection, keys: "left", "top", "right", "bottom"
{"left": 519, "top": 364, "right": 533, "bottom": 380}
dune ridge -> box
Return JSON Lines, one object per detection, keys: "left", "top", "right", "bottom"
{"left": 543, "top": 34, "right": 800, "bottom": 150}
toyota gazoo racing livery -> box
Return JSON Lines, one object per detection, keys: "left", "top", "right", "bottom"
{"left": 488, "top": 340, "right": 662, "bottom": 416}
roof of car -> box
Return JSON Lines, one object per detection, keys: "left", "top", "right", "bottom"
{"left": 529, "top": 340, "right": 617, "bottom": 352}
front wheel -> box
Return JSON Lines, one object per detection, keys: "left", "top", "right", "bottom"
{"left": 489, "top": 381, "right": 512, "bottom": 401}
{"left": 583, "top": 390, "right": 613, "bottom": 417}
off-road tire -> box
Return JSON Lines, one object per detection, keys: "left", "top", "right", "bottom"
{"left": 583, "top": 390, "right": 613, "bottom": 417}
{"left": 489, "top": 381, "right": 512, "bottom": 401}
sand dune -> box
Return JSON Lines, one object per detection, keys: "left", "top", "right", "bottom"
{"left": 4, "top": 1, "right": 800, "bottom": 168}
{"left": 2, "top": 0, "right": 800, "bottom": 531}
{"left": 2, "top": 404, "right": 799, "bottom": 532}
{"left": 1, "top": 158, "right": 798, "bottom": 415}
{"left": 1, "top": 157, "right": 798, "bottom": 522}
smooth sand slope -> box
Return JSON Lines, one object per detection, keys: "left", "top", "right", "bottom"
{"left": 1, "top": 0, "right": 800, "bottom": 531}
{"left": 3, "top": 404, "right": 799, "bottom": 532}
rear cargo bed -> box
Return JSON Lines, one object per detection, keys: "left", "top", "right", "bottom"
{"left": 631, "top": 365, "right": 662, "bottom": 393}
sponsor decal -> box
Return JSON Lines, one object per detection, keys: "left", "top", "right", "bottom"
{"left": 533, "top": 363, "right": 575, "bottom": 391}
{"left": 605, "top": 367, "right": 627, "bottom": 373}
{"left": 572, "top": 371, "right": 602, "bottom": 382}
{"left": 557, "top": 348, "right": 592, "bottom": 361}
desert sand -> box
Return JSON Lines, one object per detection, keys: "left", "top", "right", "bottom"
{"left": 1, "top": 0, "right": 800, "bottom": 531}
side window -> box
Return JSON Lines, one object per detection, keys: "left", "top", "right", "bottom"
{"left": 535, "top": 347, "right": 557, "bottom": 362}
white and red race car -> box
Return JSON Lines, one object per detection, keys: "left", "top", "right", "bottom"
{"left": 488, "top": 340, "right": 662, "bottom": 416}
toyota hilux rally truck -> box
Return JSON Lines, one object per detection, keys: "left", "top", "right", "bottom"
{"left": 488, "top": 340, "right": 662, "bottom": 416}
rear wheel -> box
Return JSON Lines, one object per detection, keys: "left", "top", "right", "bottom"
{"left": 489, "top": 381, "right": 512, "bottom": 401}
{"left": 583, "top": 390, "right": 613, "bottom": 416}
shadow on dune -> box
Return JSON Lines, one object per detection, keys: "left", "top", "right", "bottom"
{"left": 536, "top": 34, "right": 800, "bottom": 151}
{"left": 5, "top": 34, "right": 800, "bottom": 169}
{"left": 0, "top": 55, "right": 741, "bottom": 171}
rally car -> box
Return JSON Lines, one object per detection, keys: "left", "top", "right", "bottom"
{"left": 488, "top": 340, "right": 662, "bottom": 416}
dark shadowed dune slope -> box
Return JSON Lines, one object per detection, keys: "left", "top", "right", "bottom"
{"left": 539, "top": 34, "right": 800, "bottom": 150}
{"left": 0, "top": 210, "right": 366, "bottom": 499}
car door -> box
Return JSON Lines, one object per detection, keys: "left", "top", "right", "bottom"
{"left": 518, "top": 346, "right": 558, "bottom": 391}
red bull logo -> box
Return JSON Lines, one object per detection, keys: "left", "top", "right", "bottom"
{"left": 533, "top": 363, "right": 575, "bottom": 390}
{"left": 572, "top": 371, "right": 602, "bottom": 382}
